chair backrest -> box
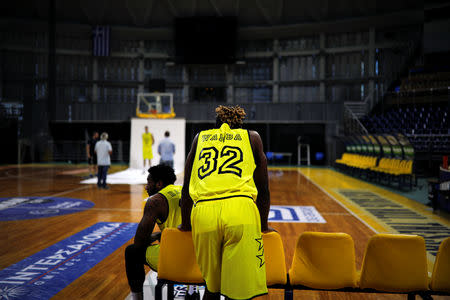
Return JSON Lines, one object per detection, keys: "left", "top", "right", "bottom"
{"left": 379, "top": 158, "right": 388, "bottom": 168}
{"left": 288, "top": 232, "right": 357, "bottom": 289}
{"left": 359, "top": 234, "right": 428, "bottom": 292}
{"left": 262, "top": 231, "right": 287, "bottom": 286}
{"left": 430, "top": 237, "right": 450, "bottom": 292}
{"left": 157, "top": 228, "right": 204, "bottom": 284}
{"left": 406, "top": 160, "right": 413, "bottom": 173}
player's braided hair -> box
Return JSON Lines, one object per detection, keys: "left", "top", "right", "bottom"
{"left": 215, "top": 105, "right": 246, "bottom": 129}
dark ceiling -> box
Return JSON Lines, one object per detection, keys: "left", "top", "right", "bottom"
{"left": 1, "top": 0, "right": 424, "bottom": 28}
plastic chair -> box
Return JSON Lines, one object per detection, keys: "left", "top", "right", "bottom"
{"left": 430, "top": 237, "right": 450, "bottom": 292}
{"left": 157, "top": 229, "right": 288, "bottom": 300}
{"left": 262, "top": 231, "right": 287, "bottom": 287}
{"left": 359, "top": 234, "right": 428, "bottom": 296}
{"left": 288, "top": 232, "right": 357, "bottom": 289}
{"left": 156, "top": 228, "right": 204, "bottom": 300}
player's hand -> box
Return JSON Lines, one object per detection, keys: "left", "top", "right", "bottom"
{"left": 150, "top": 232, "right": 162, "bottom": 243}
{"left": 178, "top": 224, "right": 192, "bottom": 232}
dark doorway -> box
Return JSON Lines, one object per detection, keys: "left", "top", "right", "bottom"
{"left": 192, "top": 87, "right": 225, "bottom": 102}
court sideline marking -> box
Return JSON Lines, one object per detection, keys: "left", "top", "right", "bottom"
{"left": 296, "top": 168, "right": 379, "bottom": 234}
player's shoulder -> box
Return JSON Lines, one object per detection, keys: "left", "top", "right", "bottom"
{"left": 146, "top": 193, "right": 166, "bottom": 207}
{"left": 248, "top": 130, "right": 261, "bottom": 140}
{"left": 247, "top": 130, "right": 263, "bottom": 152}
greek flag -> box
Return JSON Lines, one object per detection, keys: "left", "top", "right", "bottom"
{"left": 92, "top": 26, "right": 110, "bottom": 57}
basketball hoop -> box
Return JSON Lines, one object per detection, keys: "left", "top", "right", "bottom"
{"left": 136, "top": 92, "right": 176, "bottom": 119}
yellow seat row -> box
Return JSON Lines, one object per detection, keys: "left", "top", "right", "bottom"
{"left": 369, "top": 158, "right": 415, "bottom": 189}
{"left": 155, "top": 229, "right": 450, "bottom": 300}
{"left": 370, "top": 157, "right": 413, "bottom": 176}
{"left": 288, "top": 233, "right": 450, "bottom": 298}
{"left": 335, "top": 153, "right": 377, "bottom": 170}
{"left": 335, "top": 153, "right": 416, "bottom": 189}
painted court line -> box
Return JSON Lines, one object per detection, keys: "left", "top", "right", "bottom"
{"left": 297, "top": 169, "right": 379, "bottom": 234}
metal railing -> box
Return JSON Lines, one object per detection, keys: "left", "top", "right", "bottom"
{"left": 343, "top": 104, "right": 369, "bottom": 136}
{"left": 18, "top": 140, "right": 130, "bottom": 164}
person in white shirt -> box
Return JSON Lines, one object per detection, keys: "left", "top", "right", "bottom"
{"left": 95, "top": 132, "right": 113, "bottom": 189}
{"left": 158, "top": 131, "right": 175, "bottom": 169}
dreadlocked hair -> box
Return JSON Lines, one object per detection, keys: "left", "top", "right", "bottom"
{"left": 215, "top": 105, "right": 246, "bottom": 129}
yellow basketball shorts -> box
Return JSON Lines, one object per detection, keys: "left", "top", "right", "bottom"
{"left": 145, "top": 244, "right": 159, "bottom": 271}
{"left": 191, "top": 197, "right": 267, "bottom": 299}
{"left": 143, "top": 147, "right": 153, "bottom": 160}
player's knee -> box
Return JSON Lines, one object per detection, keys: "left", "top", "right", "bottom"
{"left": 125, "top": 244, "right": 138, "bottom": 261}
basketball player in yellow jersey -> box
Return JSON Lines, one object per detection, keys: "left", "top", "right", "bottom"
{"left": 142, "top": 126, "right": 154, "bottom": 171}
{"left": 180, "top": 105, "right": 272, "bottom": 300}
{"left": 125, "top": 164, "right": 182, "bottom": 300}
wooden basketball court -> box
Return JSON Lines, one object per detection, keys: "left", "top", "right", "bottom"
{"left": 1, "top": 164, "right": 449, "bottom": 299}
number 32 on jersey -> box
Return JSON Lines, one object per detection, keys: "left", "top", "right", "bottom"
{"left": 198, "top": 146, "right": 243, "bottom": 179}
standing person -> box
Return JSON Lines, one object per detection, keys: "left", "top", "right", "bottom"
{"left": 180, "top": 105, "right": 272, "bottom": 300}
{"left": 142, "top": 126, "right": 154, "bottom": 173}
{"left": 125, "top": 165, "right": 199, "bottom": 300}
{"left": 95, "top": 132, "right": 112, "bottom": 189}
{"left": 86, "top": 131, "right": 99, "bottom": 177}
{"left": 158, "top": 131, "right": 175, "bottom": 169}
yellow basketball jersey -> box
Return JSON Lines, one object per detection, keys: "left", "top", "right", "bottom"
{"left": 142, "top": 133, "right": 153, "bottom": 147}
{"left": 189, "top": 123, "right": 257, "bottom": 204}
{"left": 156, "top": 184, "right": 182, "bottom": 230}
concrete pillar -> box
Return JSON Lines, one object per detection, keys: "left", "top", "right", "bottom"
{"left": 47, "top": 0, "right": 56, "bottom": 121}
{"left": 368, "top": 28, "right": 375, "bottom": 77}
{"left": 293, "top": 57, "right": 299, "bottom": 101}
{"left": 0, "top": 58, "right": 2, "bottom": 100}
{"left": 91, "top": 58, "right": 98, "bottom": 119}
{"left": 319, "top": 33, "right": 326, "bottom": 102}
{"left": 226, "top": 65, "right": 234, "bottom": 104}
{"left": 272, "top": 39, "right": 279, "bottom": 103}
{"left": 369, "top": 27, "right": 376, "bottom": 109}
{"left": 182, "top": 66, "right": 189, "bottom": 103}
{"left": 92, "top": 58, "right": 98, "bottom": 101}
{"left": 138, "top": 40, "right": 145, "bottom": 94}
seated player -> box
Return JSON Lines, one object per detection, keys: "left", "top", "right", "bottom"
{"left": 125, "top": 164, "right": 187, "bottom": 300}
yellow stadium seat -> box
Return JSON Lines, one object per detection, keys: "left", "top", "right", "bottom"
{"left": 157, "top": 229, "right": 288, "bottom": 299}
{"left": 156, "top": 228, "right": 204, "bottom": 300}
{"left": 263, "top": 231, "right": 287, "bottom": 286}
{"left": 359, "top": 234, "right": 428, "bottom": 293}
{"left": 430, "top": 237, "right": 450, "bottom": 292}
{"left": 288, "top": 232, "right": 357, "bottom": 289}
{"left": 157, "top": 228, "right": 203, "bottom": 283}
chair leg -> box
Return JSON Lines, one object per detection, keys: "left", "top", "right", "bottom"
{"left": 155, "top": 281, "right": 164, "bottom": 300}
{"left": 167, "top": 283, "right": 174, "bottom": 300}
{"left": 419, "top": 291, "right": 433, "bottom": 300}
{"left": 407, "top": 292, "right": 416, "bottom": 300}
{"left": 284, "top": 287, "right": 293, "bottom": 300}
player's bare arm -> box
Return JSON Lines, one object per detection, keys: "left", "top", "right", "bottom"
{"left": 249, "top": 130, "right": 271, "bottom": 232}
{"left": 134, "top": 194, "right": 169, "bottom": 249}
{"left": 179, "top": 133, "right": 198, "bottom": 231}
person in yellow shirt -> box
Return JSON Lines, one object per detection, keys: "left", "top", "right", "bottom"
{"left": 125, "top": 164, "right": 182, "bottom": 300}
{"left": 142, "top": 126, "right": 154, "bottom": 172}
{"left": 180, "top": 105, "right": 272, "bottom": 300}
